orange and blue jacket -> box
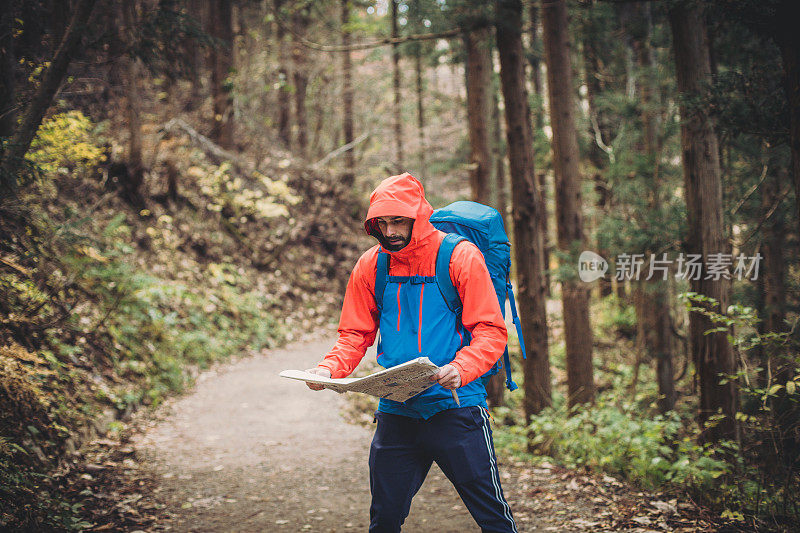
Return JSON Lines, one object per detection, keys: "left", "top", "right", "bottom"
{"left": 316, "top": 173, "right": 507, "bottom": 417}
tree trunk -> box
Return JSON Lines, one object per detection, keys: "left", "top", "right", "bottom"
{"left": 291, "top": 10, "right": 309, "bottom": 158}
{"left": 669, "top": 2, "right": 737, "bottom": 444}
{"left": 541, "top": 0, "right": 594, "bottom": 408}
{"left": 757, "top": 162, "right": 799, "bottom": 462}
{"left": 755, "top": 146, "right": 787, "bottom": 386}
{"left": 166, "top": 158, "right": 179, "bottom": 202}
{"left": 528, "top": 2, "right": 543, "bottom": 130}
{"left": 582, "top": 16, "right": 613, "bottom": 299}
{"left": 615, "top": 278, "right": 627, "bottom": 300}
{"left": 210, "top": 0, "right": 234, "bottom": 150}
{"left": 415, "top": 49, "right": 426, "bottom": 170}
{"left": 310, "top": 72, "right": 330, "bottom": 159}
{"left": 341, "top": 0, "right": 354, "bottom": 184}
{"left": 120, "top": 0, "right": 144, "bottom": 206}
{"left": 526, "top": 4, "right": 550, "bottom": 297}
{"left": 275, "top": 0, "right": 291, "bottom": 147}
{"left": 761, "top": 177, "right": 787, "bottom": 340}
{"left": 184, "top": 0, "right": 204, "bottom": 111}
{"left": 632, "top": 280, "right": 676, "bottom": 411}
{"left": 492, "top": 76, "right": 508, "bottom": 232}
{"left": 50, "top": 0, "right": 69, "bottom": 51}
{"left": 775, "top": 0, "right": 800, "bottom": 237}
{"left": 390, "top": 0, "right": 403, "bottom": 166}
{"left": 488, "top": 68, "right": 511, "bottom": 408}
{"left": 592, "top": 179, "right": 611, "bottom": 298}
{"left": 535, "top": 171, "right": 551, "bottom": 297}
{"left": 757, "top": 167, "right": 786, "bottom": 380}
{"left": 496, "top": 0, "right": 551, "bottom": 421}
{"left": 0, "top": 5, "right": 16, "bottom": 141}
{"left": 628, "top": 1, "right": 674, "bottom": 413}
{"left": 0, "top": 0, "right": 96, "bottom": 190}
{"left": 464, "top": 27, "right": 492, "bottom": 202}
{"left": 485, "top": 372, "right": 505, "bottom": 409}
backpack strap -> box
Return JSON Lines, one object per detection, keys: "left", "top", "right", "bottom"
{"left": 374, "top": 250, "right": 390, "bottom": 311}
{"left": 503, "top": 281, "right": 526, "bottom": 391}
{"left": 435, "top": 234, "right": 466, "bottom": 314}
{"left": 437, "top": 234, "right": 522, "bottom": 392}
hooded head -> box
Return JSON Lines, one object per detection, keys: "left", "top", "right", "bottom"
{"left": 364, "top": 173, "right": 436, "bottom": 253}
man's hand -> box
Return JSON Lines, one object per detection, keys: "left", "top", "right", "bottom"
{"left": 304, "top": 367, "right": 331, "bottom": 390}
{"left": 430, "top": 364, "right": 461, "bottom": 390}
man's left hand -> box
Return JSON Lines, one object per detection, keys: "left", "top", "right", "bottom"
{"left": 431, "top": 364, "right": 461, "bottom": 390}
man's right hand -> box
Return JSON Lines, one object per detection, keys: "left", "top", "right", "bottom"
{"left": 304, "top": 367, "right": 331, "bottom": 390}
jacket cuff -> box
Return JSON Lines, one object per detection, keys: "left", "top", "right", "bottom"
{"left": 449, "top": 360, "right": 470, "bottom": 387}
{"left": 316, "top": 362, "right": 338, "bottom": 378}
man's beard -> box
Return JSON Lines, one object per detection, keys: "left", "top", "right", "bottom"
{"left": 382, "top": 235, "right": 409, "bottom": 251}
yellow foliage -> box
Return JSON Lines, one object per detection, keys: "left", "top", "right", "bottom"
{"left": 0, "top": 344, "right": 54, "bottom": 433}
{"left": 194, "top": 163, "right": 300, "bottom": 220}
{"left": 26, "top": 110, "right": 105, "bottom": 176}
{"left": 78, "top": 245, "right": 108, "bottom": 263}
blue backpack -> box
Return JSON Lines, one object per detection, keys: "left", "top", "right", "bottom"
{"left": 375, "top": 201, "right": 527, "bottom": 391}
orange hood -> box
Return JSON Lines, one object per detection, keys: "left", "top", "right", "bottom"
{"left": 364, "top": 172, "right": 437, "bottom": 254}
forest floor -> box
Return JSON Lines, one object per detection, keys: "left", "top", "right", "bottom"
{"left": 72, "top": 332, "right": 726, "bottom": 533}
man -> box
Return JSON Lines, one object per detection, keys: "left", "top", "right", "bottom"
{"left": 306, "top": 172, "right": 517, "bottom": 532}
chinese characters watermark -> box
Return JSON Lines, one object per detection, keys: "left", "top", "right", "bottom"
{"left": 578, "top": 251, "right": 762, "bottom": 282}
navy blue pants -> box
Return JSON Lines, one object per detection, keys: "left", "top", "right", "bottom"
{"left": 368, "top": 406, "right": 517, "bottom": 532}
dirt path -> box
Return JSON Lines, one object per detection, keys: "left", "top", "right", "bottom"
{"left": 128, "top": 338, "right": 716, "bottom": 533}
{"left": 132, "top": 338, "right": 488, "bottom": 532}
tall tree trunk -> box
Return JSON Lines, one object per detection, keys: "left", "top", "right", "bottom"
{"left": 292, "top": 10, "right": 309, "bottom": 158}
{"left": 0, "top": 0, "right": 96, "bottom": 190}
{"left": 120, "top": 0, "right": 144, "bottom": 206}
{"left": 210, "top": 0, "right": 234, "bottom": 150}
{"left": 310, "top": 73, "right": 329, "bottom": 158}
{"left": 628, "top": 1, "right": 675, "bottom": 413}
{"left": 50, "top": 0, "right": 69, "bottom": 50}
{"left": 0, "top": 5, "right": 16, "bottom": 141}
{"left": 669, "top": 2, "right": 737, "bottom": 444}
{"left": 390, "top": 0, "right": 403, "bottom": 166}
{"left": 464, "top": 27, "right": 492, "bottom": 202}
{"left": 415, "top": 49, "right": 426, "bottom": 170}
{"left": 496, "top": 0, "right": 551, "bottom": 421}
{"left": 184, "top": 0, "right": 204, "bottom": 111}
{"left": 757, "top": 158, "right": 787, "bottom": 385}
{"left": 775, "top": 0, "right": 800, "bottom": 237}
{"left": 275, "top": 0, "right": 291, "bottom": 147}
{"left": 341, "top": 0, "right": 354, "bottom": 184}
{"left": 632, "top": 280, "right": 676, "bottom": 411}
{"left": 527, "top": 4, "right": 551, "bottom": 296}
{"left": 582, "top": 16, "right": 612, "bottom": 299}
{"left": 761, "top": 174, "right": 787, "bottom": 341}
{"left": 492, "top": 77, "right": 508, "bottom": 232}
{"left": 528, "top": 3, "right": 543, "bottom": 130}
{"left": 756, "top": 162, "right": 799, "bottom": 463}
{"left": 487, "top": 71, "right": 510, "bottom": 407}
{"left": 535, "top": 171, "right": 551, "bottom": 297}
{"left": 541, "top": 0, "right": 594, "bottom": 408}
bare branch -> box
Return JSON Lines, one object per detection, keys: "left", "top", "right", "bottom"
{"left": 589, "top": 112, "right": 615, "bottom": 164}
{"left": 270, "top": 4, "right": 464, "bottom": 52}
{"left": 314, "top": 132, "right": 370, "bottom": 168}
{"left": 730, "top": 163, "right": 768, "bottom": 216}
{"left": 741, "top": 184, "right": 793, "bottom": 245}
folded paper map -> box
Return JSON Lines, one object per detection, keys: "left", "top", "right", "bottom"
{"left": 279, "top": 357, "right": 440, "bottom": 402}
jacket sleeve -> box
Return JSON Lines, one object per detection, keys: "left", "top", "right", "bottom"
{"left": 316, "top": 249, "right": 380, "bottom": 378}
{"left": 447, "top": 242, "right": 508, "bottom": 386}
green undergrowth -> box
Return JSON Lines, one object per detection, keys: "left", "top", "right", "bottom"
{"left": 0, "top": 208, "right": 287, "bottom": 529}
{"left": 491, "top": 294, "right": 799, "bottom": 530}
{"left": 0, "top": 111, "right": 327, "bottom": 530}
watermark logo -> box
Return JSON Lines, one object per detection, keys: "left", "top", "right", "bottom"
{"left": 578, "top": 251, "right": 762, "bottom": 282}
{"left": 578, "top": 251, "right": 609, "bottom": 282}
